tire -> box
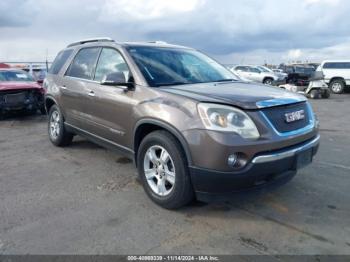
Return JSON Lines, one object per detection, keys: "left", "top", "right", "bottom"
{"left": 48, "top": 105, "right": 73, "bottom": 147}
{"left": 263, "top": 78, "right": 273, "bottom": 85}
{"left": 309, "top": 89, "right": 319, "bottom": 99}
{"left": 329, "top": 79, "right": 345, "bottom": 94}
{"left": 137, "top": 130, "right": 194, "bottom": 209}
{"left": 321, "top": 89, "right": 331, "bottom": 99}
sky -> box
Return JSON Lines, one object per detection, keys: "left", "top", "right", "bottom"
{"left": 0, "top": 0, "right": 350, "bottom": 64}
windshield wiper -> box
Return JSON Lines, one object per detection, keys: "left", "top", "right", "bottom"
{"left": 156, "top": 81, "right": 190, "bottom": 87}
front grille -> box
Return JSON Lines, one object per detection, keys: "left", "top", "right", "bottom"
{"left": 262, "top": 102, "right": 310, "bottom": 133}
{"left": 0, "top": 89, "right": 43, "bottom": 108}
{"left": 4, "top": 92, "right": 27, "bottom": 104}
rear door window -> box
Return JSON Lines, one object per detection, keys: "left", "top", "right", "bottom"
{"left": 49, "top": 49, "right": 73, "bottom": 75}
{"left": 249, "top": 67, "right": 260, "bottom": 73}
{"left": 65, "top": 47, "right": 101, "bottom": 80}
{"left": 323, "top": 62, "right": 350, "bottom": 69}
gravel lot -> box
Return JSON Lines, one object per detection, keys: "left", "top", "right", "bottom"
{"left": 0, "top": 94, "right": 350, "bottom": 255}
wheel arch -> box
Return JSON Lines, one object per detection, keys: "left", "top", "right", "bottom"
{"left": 45, "top": 96, "right": 58, "bottom": 113}
{"left": 263, "top": 76, "right": 273, "bottom": 83}
{"left": 133, "top": 119, "right": 192, "bottom": 167}
{"left": 329, "top": 77, "right": 345, "bottom": 84}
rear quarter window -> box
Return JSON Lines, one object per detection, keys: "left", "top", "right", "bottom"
{"left": 49, "top": 49, "right": 74, "bottom": 75}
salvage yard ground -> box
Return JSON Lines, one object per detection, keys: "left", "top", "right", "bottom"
{"left": 0, "top": 95, "right": 350, "bottom": 255}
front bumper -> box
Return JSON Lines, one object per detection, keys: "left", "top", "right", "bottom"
{"left": 190, "top": 135, "right": 320, "bottom": 201}
{"left": 0, "top": 91, "right": 44, "bottom": 112}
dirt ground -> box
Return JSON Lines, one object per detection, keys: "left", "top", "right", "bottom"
{"left": 0, "top": 94, "right": 349, "bottom": 255}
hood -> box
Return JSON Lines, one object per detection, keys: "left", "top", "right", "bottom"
{"left": 0, "top": 81, "right": 43, "bottom": 92}
{"left": 159, "top": 81, "right": 306, "bottom": 110}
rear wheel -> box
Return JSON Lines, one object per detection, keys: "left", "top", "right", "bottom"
{"left": 137, "top": 130, "right": 194, "bottom": 209}
{"left": 48, "top": 105, "right": 73, "bottom": 147}
{"left": 309, "top": 89, "right": 319, "bottom": 99}
{"left": 329, "top": 79, "right": 345, "bottom": 94}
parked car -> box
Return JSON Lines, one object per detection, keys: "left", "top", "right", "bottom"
{"left": 224, "top": 65, "right": 252, "bottom": 82}
{"left": 280, "top": 65, "right": 315, "bottom": 86}
{"left": 0, "top": 69, "right": 45, "bottom": 117}
{"left": 232, "top": 65, "right": 279, "bottom": 85}
{"left": 256, "top": 65, "right": 286, "bottom": 82}
{"left": 45, "top": 38, "right": 320, "bottom": 209}
{"left": 317, "top": 60, "right": 350, "bottom": 94}
{"left": 272, "top": 69, "right": 288, "bottom": 79}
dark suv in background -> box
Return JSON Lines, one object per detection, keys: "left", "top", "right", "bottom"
{"left": 280, "top": 64, "right": 315, "bottom": 86}
{"left": 44, "top": 38, "right": 320, "bottom": 209}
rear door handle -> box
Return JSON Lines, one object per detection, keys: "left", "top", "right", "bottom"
{"left": 88, "top": 90, "right": 95, "bottom": 97}
{"left": 61, "top": 85, "right": 67, "bottom": 90}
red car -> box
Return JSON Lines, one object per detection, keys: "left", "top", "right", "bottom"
{"left": 0, "top": 69, "right": 46, "bottom": 117}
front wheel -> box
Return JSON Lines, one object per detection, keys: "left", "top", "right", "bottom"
{"left": 48, "top": 105, "right": 73, "bottom": 147}
{"left": 263, "top": 78, "right": 273, "bottom": 85}
{"left": 137, "top": 130, "right": 194, "bottom": 209}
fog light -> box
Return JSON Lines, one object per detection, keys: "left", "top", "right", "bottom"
{"left": 228, "top": 154, "right": 237, "bottom": 167}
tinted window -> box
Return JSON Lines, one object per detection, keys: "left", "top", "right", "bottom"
{"left": 49, "top": 49, "right": 73, "bottom": 75}
{"left": 295, "top": 66, "right": 314, "bottom": 74}
{"left": 94, "top": 48, "right": 130, "bottom": 82}
{"left": 66, "top": 48, "right": 100, "bottom": 80}
{"left": 323, "top": 62, "right": 350, "bottom": 69}
{"left": 235, "top": 66, "right": 248, "bottom": 72}
{"left": 285, "top": 67, "right": 294, "bottom": 73}
{"left": 249, "top": 67, "right": 261, "bottom": 73}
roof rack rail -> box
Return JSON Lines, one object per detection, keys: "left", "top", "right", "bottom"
{"left": 67, "top": 37, "right": 114, "bottom": 47}
{"left": 147, "top": 41, "right": 168, "bottom": 44}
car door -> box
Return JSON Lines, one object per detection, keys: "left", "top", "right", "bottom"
{"left": 60, "top": 47, "right": 101, "bottom": 129}
{"left": 247, "top": 67, "right": 262, "bottom": 82}
{"left": 82, "top": 47, "right": 135, "bottom": 147}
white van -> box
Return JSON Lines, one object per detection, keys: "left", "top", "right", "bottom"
{"left": 317, "top": 60, "right": 350, "bottom": 94}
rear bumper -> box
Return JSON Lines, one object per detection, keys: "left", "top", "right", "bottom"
{"left": 190, "top": 135, "right": 320, "bottom": 201}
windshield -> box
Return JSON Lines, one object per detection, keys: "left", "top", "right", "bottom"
{"left": 0, "top": 70, "right": 34, "bottom": 82}
{"left": 257, "top": 66, "right": 271, "bottom": 73}
{"left": 126, "top": 46, "right": 237, "bottom": 87}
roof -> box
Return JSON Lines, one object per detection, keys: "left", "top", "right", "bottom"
{"left": 65, "top": 37, "right": 191, "bottom": 50}
{"left": 320, "top": 60, "right": 350, "bottom": 63}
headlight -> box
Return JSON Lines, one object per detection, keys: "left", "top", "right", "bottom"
{"left": 197, "top": 103, "right": 260, "bottom": 139}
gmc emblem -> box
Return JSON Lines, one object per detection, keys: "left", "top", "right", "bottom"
{"left": 285, "top": 110, "right": 305, "bottom": 123}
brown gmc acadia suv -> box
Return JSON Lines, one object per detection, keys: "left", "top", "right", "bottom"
{"left": 44, "top": 38, "right": 320, "bottom": 209}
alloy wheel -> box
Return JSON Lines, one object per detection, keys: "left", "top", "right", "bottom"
{"left": 49, "top": 110, "right": 60, "bottom": 140}
{"left": 143, "top": 145, "right": 176, "bottom": 196}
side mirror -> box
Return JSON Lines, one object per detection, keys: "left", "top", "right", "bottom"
{"left": 101, "top": 72, "right": 134, "bottom": 90}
